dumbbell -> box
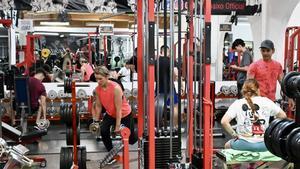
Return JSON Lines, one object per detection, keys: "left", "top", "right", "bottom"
{"left": 36, "top": 119, "right": 50, "bottom": 130}
{"left": 89, "top": 122, "right": 100, "bottom": 136}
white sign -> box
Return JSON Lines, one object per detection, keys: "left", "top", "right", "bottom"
{"left": 18, "top": 19, "right": 33, "bottom": 32}
{"left": 99, "top": 24, "right": 114, "bottom": 35}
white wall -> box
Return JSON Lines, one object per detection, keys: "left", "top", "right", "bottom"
{"left": 287, "top": 2, "right": 300, "bottom": 27}
{"left": 248, "top": 0, "right": 300, "bottom": 64}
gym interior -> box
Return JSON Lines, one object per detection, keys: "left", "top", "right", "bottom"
{"left": 0, "top": 0, "right": 300, "bottom": 169}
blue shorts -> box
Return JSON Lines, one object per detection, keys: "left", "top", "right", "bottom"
{"left": 230, "top": 139, "right": 267, "bottom": 152}
{"left": 166, "top": 93, "right": 179, "bottom": 105}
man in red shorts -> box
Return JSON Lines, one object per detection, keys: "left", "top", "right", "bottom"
{"left": 247, "top": 39, "right": 294, "bottom": 109}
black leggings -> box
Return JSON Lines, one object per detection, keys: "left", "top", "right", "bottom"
{"left": 100, "top": 113, "right": 136, "bottom": 151}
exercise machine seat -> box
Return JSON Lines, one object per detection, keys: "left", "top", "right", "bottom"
{"left": 2, "top": 122, "right": 47, "bottom": 142}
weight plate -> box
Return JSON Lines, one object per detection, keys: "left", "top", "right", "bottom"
{"left": 123, "top": 89, "right": 131, "bottom": 98}
{"left": 264, "top": 118, "right": 285, "bottom": 155}
{"left": 281, "top": 71, "right": 300, "bottom": 98}
{"left": 229, "top": 85, "right": 238, "bottom": 96}
{"left": 132, "top": 88, "right": 138, "bottom": 97}
{"left": 78, "top": 147, "right": 82, "bottom": 169}
{"left": 48, "top": 90, "right": 58, "bottom": 100}
{"left": 155, "top": 95, "right": 165, "bottom": 124}
{"left": 271, "top": 119, "right": 297, "bottom": 159}
{"left": 286, "top": 127, "right": 300, "bottom": 162}
{"left": 220, "top": 85, "right": 230, "bottom": 95}
{"left": 77, "top": 89, "right": 87, "bottom": 99}
{"left": 60, "top": 147, "right": 73, "bottom": 169}
{"left": 60, "top": 103, "right": 66, "bottom": 123}
{"left": 78, "top": 146, "right": 87, "bottom": 169}
{"left": 66, "top": 126, "right": 80, "bottom": 145}
{"left": 58, "top": 90, "right": 65, "bottom": 98}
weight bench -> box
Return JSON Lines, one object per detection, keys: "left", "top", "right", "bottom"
{"left": 2, "top": 122, "right": 47, "bottom": 143}
{"left": 215, "top": 149, "right": 290, "bottom": 169}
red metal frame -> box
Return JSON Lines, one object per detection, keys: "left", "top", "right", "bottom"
{"left": 203, "top": 0, "right": 213, "bottom": 169}
{"left": 0, "top": 19, "right": 12, "bottom": 27}
{"left": 187, "top": 0, "right": 195, "bottom": 160}
{"left": 137, "top": 0, "right": 144, "bottom": 168}
{"left": 120, "top": 126, "right": 131, "bottom": 169}
{"left": 71, "top": 81, "right": 78, "bottom": 166}
{"left": 148, "top": 0, "right": 155, "bottom": 169}
{"left": 103, "top": 36, "right": 107, "bottom": 66}
{"left": 283, "top": 27, "right": 300, "bottom": 119}
{"left": 16, "top": 35, "right": 41, "bottom": 74}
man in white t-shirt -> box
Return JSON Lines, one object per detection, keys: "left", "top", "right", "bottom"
{"left": 221, "top": 79, "right": 286, "bottom": 152}
{"left": 118, "top": 62, "right": 131, "bottom": 82}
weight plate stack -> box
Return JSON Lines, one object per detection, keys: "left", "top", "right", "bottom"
{"left": 63, "top": 103, "right": 79, "bottom": 127}
{"left": 60, "top": 146, "right": 86, "bottom": 169}
{"left": 270, "top": 120, "right": 297, "bottom": 160}
{"left": 286, "top": 127, "right": 300, "bottom": 162}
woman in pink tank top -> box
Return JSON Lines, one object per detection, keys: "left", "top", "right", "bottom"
{"left": 80, "top": 56, "right": 94, "bottom": 82}
{"left": 92, "top": 66, "right": 136, "bottom": 152}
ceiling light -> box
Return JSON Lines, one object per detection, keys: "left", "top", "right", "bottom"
{"left": 33, "top": 32, "right": 59, "bottom": 36}
{"left": 40, "top": 22, "right": 70, "bottom": 26}
{"left": 69, "top": 33, "right": 89, "bottom": 37}
{"left": 85, "top": 22, "right": 102, "bottom": 27}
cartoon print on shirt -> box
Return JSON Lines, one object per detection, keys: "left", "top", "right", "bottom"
{"left": 241, "top": 103, "right": 266, "bottom": 136}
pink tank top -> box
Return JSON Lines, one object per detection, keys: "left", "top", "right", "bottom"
{"left": 83, "top": 64, "right": 94, "bottom": 82}
{"left": 96, "top": 81, "right": 131, "bottom": 118}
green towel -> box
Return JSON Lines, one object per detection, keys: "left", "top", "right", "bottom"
{"left": 221, "top": 149, "right": 282, "bottom": 163}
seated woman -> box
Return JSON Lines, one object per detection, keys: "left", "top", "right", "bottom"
{"left": 221, "top": 79, "right": 287, "bottom": 152}
{"left": 92, "top": 66, "right": 137, "bottom": 160}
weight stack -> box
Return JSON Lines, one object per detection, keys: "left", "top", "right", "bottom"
{"left": 141, "top": 136, "right": 180, "bottom": 169}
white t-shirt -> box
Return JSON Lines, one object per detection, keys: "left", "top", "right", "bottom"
{"left": 118, "top": 67, "right": 131, "bottom": 82}
{"left": 225, "top": 96, "right": 283, "bottom": 142}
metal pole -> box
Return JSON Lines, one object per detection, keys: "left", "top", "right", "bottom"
{"left": 144, "top": 0, "right": 149, "bottom": 133}
{"left": 169, "top": 0, "right": 175, "bottom": 160}
{"left": 163, "top": 0, "right": 168, "bottom": 129}
{"left": 186, "top": 36, "right": 190, "bottom": 161}
{"left": 177, "top": 0, "right": 182, "bottom": 155}
{"left": 148, "top": 0, "right": 156, "bottom": 168}
{"left": 156, "top": 0, "right": 160, "bottom": 131}
{"left": 137, "top": 0, "right": 144, "bottom": 168}
{"left": 193, "top": 0, "right": 198, "bottom": 149}
{"left": 203, "top": 0, "right": 212, "bottom": 168}
{"left": 199, "top": 0, "right": 204, "bottom": 151}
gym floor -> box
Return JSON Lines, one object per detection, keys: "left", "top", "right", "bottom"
{"left": 22, "top": 123, "right": 288, "bottom": 169}
{"left": 23, "top": 123, "right": 230, "bottom": 169}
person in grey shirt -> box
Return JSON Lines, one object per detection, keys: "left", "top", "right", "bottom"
{"left": 230, "top": 39, "right": 253, "bottom": 98}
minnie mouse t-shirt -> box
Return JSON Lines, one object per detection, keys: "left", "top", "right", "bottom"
{"left": 225, "top": 96, "right": 283, "bottom": 143}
